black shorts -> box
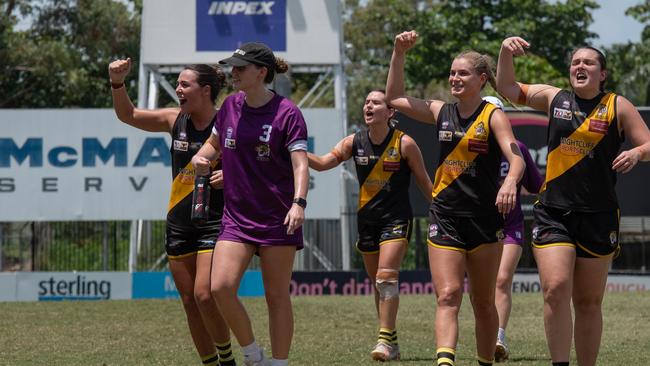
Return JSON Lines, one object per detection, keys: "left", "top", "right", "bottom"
{"left": 356, "top": 217, "right": 412, "bottom": 254}
{"left": 427, "top": 208, "right": 504, "bottom": 252}
{"left": 532, "top": 202, "right": 620, "bottom": 258}
{"left": 165, "top": 223, "right": 220, "bottom": 259}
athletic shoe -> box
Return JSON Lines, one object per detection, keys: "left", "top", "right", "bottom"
{"left": 243, "top": 350, "right": 270, "bottom": 366}
{"left": 370, "top": 342, "right": 401, "bottom": 362}
{"left": 494, "top": 340, "right": 510, "bottom": 362}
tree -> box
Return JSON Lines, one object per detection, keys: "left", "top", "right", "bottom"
{"left": 0, "top": 0, "right": 141, "bottom": 108}
{"left": 344, "top": 0, "right": 599, "bottom": 125}
{"left": 606, "top": 1, "right": 650, "bottom": 105}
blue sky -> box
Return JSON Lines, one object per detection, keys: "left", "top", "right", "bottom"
{"left": 590, "top": 0, "right": 644, "bottom": 46}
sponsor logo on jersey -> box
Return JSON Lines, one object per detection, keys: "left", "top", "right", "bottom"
{"left": 588, "top": 119, "right": 609, "bottom": 134}
{"left": 208, "top": 1, "right": 275, "bottom": 16}
{"left": 383, "top": 161, "right": 400, "bottom": 172}
{"left": 553, "top": 107, "right": 573, "bottom": 121}
{"left": 439, "top": 131, "right": 453, "bottom": 141}
{"left": 173, "top": 140, "right": 189, "bottom": 152}
{"left": 562, "top": 100, "right": 571, "bottom": 109}
{"left": 441, "top": 121, "right": 450, "bottom": 129}
{"left": 226, "top": 127, "right": 234, "bottom": 138}
{"left": 355, "top": 156, "right": 368, "bottom": 165}
{"left": 189, "top": 142, "right": 203, "bottom": 151}
{"left": 468, "top": 139, "right": 489, "bottom": 154}
{"left": 224, "top": 138, "right": 236, "bottom": 149}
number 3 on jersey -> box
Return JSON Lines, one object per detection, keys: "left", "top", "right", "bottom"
{"left": 259, "top": 124, "right": 272, "bottom": 142}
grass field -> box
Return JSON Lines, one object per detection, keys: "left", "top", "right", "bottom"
{"left": 1, "top": 292, "right": 649, "bottom": 365}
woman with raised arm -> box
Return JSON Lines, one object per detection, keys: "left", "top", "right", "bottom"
{"left": 309, "top": 89, "right": 432, "bottom": 362}
{"left": 496, "top": 37, "right": 650, "bottom": 366}
{"left": 191, "top": 42, "right": 308, "bottom": 366}
{"left": 386, "top": 31, "right": 525, "bottom": 366}
{"left": 108, "top": 59, "right": 235, "bottom": 366}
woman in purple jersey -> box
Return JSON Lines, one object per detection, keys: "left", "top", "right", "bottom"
{"left": 484, "top": 96, "right": 544, "bottom": 362}
{"left": 109, "top": 59, "right": 235, "bottom": 366}
{"left": 192, "top": 42, "right": 309, "bottom": 366}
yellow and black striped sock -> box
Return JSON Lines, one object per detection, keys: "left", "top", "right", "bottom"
{"left": 201, "top": 351, "right": 219, "bottom": 366}
{"left": 215, "top": 340, "right": 236, "bottom": 365}
{"left": 378, "top": 327, "right": 397, "bottom": 345}
{"left": 477, "top": 356, "right": 494, "bottom": 365}
{"left": 436, "top": 347, "right": 455, "bottom": 366}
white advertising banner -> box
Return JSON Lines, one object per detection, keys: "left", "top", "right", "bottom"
{"left": 303, "top": 108, "right": 344, "bottom": 219}
{"left": 141, "top": 0, "right": 341, "bottom": 65}
{"left": 0, "top": 273, "right": 17, "bottom": 301}
{"left": 14, "top": 272, "right": 131, "bottom": 301}
{"left": 512, "top": 273, "right": 650, "bottom": 293}
{"left": 0, "top": 109, "right": 171, "bottom": 221}
{"left": 0, "top": 108, "right": 342, "bottom": 221}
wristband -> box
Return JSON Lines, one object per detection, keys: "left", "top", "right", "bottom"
{"left": 292, "top": 197, "right": 307, "bottom": 208}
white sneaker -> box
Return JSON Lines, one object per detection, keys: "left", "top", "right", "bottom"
{"left": 494, "top": 340, "right": 510, "bottom": 362}
{"left": 370, "top": 342, "right": 401, "bottom": 362}
{"left": 244, "top": 350, "right": 271, "bottom": 366}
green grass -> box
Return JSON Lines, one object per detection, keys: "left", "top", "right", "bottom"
{"left": 1, "top": 292, "right": 649, "bottom": 365}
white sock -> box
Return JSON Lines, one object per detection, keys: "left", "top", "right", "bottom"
{"left": 242, "top": 341, "right": 263, "bottom": 362}
{"left": 270, "top": 359, "right": 288, "bottom": 366}
{"left": 497, "top": 328, "right": 506, "bottom": 343}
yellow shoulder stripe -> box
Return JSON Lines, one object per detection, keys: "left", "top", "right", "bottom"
{"left": 358, "top": 130, "right": 403, "bottom": 209}
{"left": 541, "top": 93, "right": 615, "bottom": 192}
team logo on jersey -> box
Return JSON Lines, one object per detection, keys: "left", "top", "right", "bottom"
{"left": 515, "top": 231, "right": 522, "bottom": 240}
{"left": 429, "top": 224, "right": 438, "bottom": 238}
{"left": 355, "top": 156, "right": 369, "bottom": 165}
{"left": 387, "top": 147, "right": 398, "bottom": 159}
{"left": 596, "top": 105, "right": 608, "bottom": 119}
{"left": 226, "top": 127, "right": 234, "bottom": 138}
{"left": 562, "top": 100, "right": 571, "bottom": 109}
{"left": 439, "top": 131, "right": 453, "bottom": 141}
{"left": 553, "top": 107, "right": 573, "bottom": 120}
{"left": 224, "top": 138, "right": 236, "bottom": 149}
{"left": 474, "top": 122, "right": 487, "bottom": 139}
{"left": 441, "top": 121, "right": 450, "bottom": 129}
{"left": 173, "top": 140, "right": 189, "bottom": 152}
{"left": 609, "top": 231, "right": 618, "bottom": 246}
{"left": 357, "top": 148, "right": 365, "bottom": 155}
{"left": 588, "top": 119, "right": 609, "bottom": 134}
{"left": 255, "top": 144, "right": 271, "bottom": 161}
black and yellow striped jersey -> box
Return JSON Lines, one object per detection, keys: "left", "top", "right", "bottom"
{"left": 167, "top": 113, "right": 224, "bottom": 230}
{"left": 353, "top": 128, "right": 412, "bottom": 221}
{"left": 432, "top": 101, "right": 501, "bottom": 216}
{"left": 540, "top": 90, "right": 622, "bottom": 211}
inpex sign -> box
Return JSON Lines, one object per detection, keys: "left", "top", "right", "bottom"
{"left": 196, "top": 0, "right": 287, "bottom": 51}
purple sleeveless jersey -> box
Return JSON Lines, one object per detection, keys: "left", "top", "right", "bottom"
{"left": 212, "top": 92, "right": 308, "bottom": 247}
{"left": 500, "top": 140, "right": 543, "bottom": 245}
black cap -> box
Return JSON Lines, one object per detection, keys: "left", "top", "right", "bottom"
{"left": 219, "top": 42, "right": 276, "bottom": 70}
